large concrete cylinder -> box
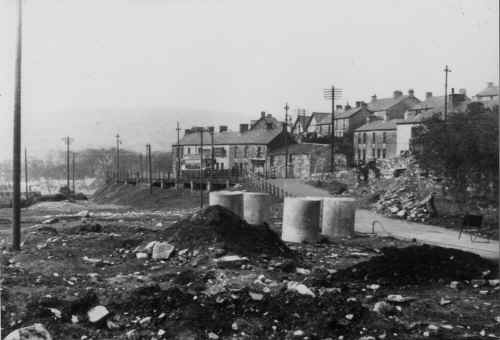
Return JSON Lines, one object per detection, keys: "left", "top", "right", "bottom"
{"left": 321, "top": 197, "right": 356, "bottom": 237}
{"left": 243, "top": 192, "right": 270, "bottom": 225}
{"left": 208, "top": 191, "right": 243, "bottom": 217}
{"left": 282, "top": 197, "right": 321, "bottom": 243}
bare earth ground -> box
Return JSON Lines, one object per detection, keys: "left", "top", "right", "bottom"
{"left": 1, "top": 185, "right": 499, "bottom": 340}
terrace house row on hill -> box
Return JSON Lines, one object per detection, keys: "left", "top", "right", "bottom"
{"left": 172, "top": 112, "right": 292, "bottom": 177}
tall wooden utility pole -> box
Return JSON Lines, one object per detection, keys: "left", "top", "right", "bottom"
{"left": 12, "top": 0, "right": 23, "bottom": 250}
{"left": 24, "top": 148, "right": 28, "bottom": 200}
{"left": 72, "top": 152, "right": 76, "bottom": 193}
{"left": 176, "top": 122, "right": 181, "bottom": 179}
{"left": 139, "top": 153, "right": 143, "bottom": 182}
{"left": 210, "top": 128, "right": 215, "bottom": 177}
{"left": 443, "top": 65, "right": 451, "bottom": 120}
{"left": 284, "top": 103, "right": 290, "bottom": 178}
{"left": 323, "top": 86, "right": 343, "bottom": 173}
{"left": 199, "top": 129, "right": 204, "bottom": 208}
{"left": 62, "top": 136, "right": 73, "bottom": 189}
{"left": 115, "top": 134, "right": 121, "bottom": 182}
{"left": 147, "top": 144, "right": 152, "bottom": 194}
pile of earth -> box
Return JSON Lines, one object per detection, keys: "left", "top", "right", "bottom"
{"left": 167, "top": 205, "right": 294, "bottom": 259}
{"left": 333, "top": 244, "right": 497, "bottom": 285}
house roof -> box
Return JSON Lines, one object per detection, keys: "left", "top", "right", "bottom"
{"left": 409, "top": 96, "right": 446, "bottom": 111}
{"left": 477, "top": 84, "right": 499, "bottom": 97}
{"left": 355, "top": 119, "right": 404, "bottom": 132}
{"left": 367, "top": 95, "right": 409, "bottom": 112}
{"left": 309, "top": 112, "right": 330, "bottom": 124}
{"left": 312, "top": 107, "right": 366, "bottom": 125}
{"left": 268, "top": 143, "right": 329, "bottom": 156}
{"left": 177, "top": 128, "right": 283, "bottom": 146}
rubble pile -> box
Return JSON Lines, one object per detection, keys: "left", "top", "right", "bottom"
{"left": 333, "top": 245, "right": 496, "bottom": 285}
{"left": 168, "top": 205, "right": 294, "bottom": 259}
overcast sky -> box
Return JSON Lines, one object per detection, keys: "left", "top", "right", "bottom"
{"left": 0, "top": 0, "right": 498, "bottom": 161}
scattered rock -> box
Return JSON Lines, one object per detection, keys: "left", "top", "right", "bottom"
{"left": 214, "top": 255, "right": 248, "bottom": 268}
{"left": 4, "top": 323, "right": 52, "bottom": 340}
{"left": 87, "top": 305, "right": 110, "bottom": 323}
{"left": 136, "top": 252, "right": 148, "bottom": 259}
{"left": 373, "top": 301, "right": 394, "bottom": 315}
{"left": 386, "top": 294, "right": 416, "bottom": 303}
{"left": 152, "top": 242, "right": 175, "bottom": 260}
{"left": 287, "top": 281, "right": 315, "bottom": 297}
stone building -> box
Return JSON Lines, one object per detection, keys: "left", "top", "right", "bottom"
{"left": 475, "top": 82, "right": 498, "bottom": 102}
{"left": 368, "top": 89, "right": 420, "bottom": 120}
{"left": 172, "top": 112, "right": 291, "bottom": 177}
{"left": 353, "top": 119, "right": 401, "bottom": 163}
{"left": 267, "top": 143, "right": 343, "bottom": 178}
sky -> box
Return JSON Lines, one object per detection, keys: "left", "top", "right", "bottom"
{"left": 0, "top": 0, "right": 498, "bottom": 161}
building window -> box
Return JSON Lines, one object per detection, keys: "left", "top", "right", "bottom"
{"left": 363, "top": 133, "right": 367, "bottom": 144}
{"left": 372, "top": 132, "right": 376, "bottom": 143}
{"left": 383, "top": 132, "right": 386, "bottom": 143}
{"left": 382, "top": 149, "right": 386, "bottom": 159}
{"left": 257, "top": 146, "right": 262, "bottom": 157}
{"left": 357, "top": 134, "right": 361, "bottom": 144}
{"left": 358, "top": 148, "right": 361, "bottom": 160}
{"left": 362, "top": 149, "right": 366, "bottom": 161}
{"left": 377, "top": 149, "right": 381, "bottom": 158}
{"left": 187, "top": 147, "right": 191, "bottom": 155}
{"left": 233, "top": 147, "right": 238, "bottom": 157}
{"left": 244, "top": 146, "right": 248, "bottom": 157}
{"left": 372, "top": 148, "right": 375, "bottom": 158}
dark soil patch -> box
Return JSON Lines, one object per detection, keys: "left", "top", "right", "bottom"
{"left": 333, "top": 244, "right": 497, "bottom": 285}
{"left": 167, "top": 205, "right": 294, "bottom": 259}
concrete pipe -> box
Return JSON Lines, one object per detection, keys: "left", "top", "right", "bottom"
{"left": 243, "top": 192, "right": 271, "bottom": 225}
{"left": 321, "top": 197, "right": 357, "bottom": 237}
{"left": 208, "top": 190, "right": 243, "bottom": 217}
{"left": 282, "top": 197, "right": 321, "bottom": 243}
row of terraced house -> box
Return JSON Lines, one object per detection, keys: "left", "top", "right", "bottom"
{"left": 172, "top": 82, "right": 499, "bottom": 179}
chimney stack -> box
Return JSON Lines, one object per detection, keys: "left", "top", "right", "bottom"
{"left": 361, "top": 102, "right": 368, "bottom": 109}
{"left": 219, "top": 125, "right": 228, "bottom": 133}
{"left": 371, "top": 95, "right": 377, "bottom": 102}
{"left": 355, "top": 101, "right": 361, "bottom": 108}
{"left": 207, "top": 126, "right": 214, "bottom": 133}
{"left": 425, "top": 91, "right": 433, "bottom": 99}
{"left": 239, "top": 124, "right": 249, "bottom": 133}
{"left": 408, "top": 89, "right": 415, "bottom": 97}
{"left": 344, "top": 103, "right": 352, "bottom": 111}
{"left": 336, "top": 104, "right": 343, "bottom": 111}
{"left": 184, "top": 128, "right": 192, "bottom": 136}
{"left": 459, "top": 88, "right": 466, "bottom": 96}
{"left": 393, "top": 90, "right": 403, "bottom": 99}
{"left": 260, "top": 111, "right": 266, "bottom": 118}
{"left": 487, "top": 82, "right": 494, "bottom": 88}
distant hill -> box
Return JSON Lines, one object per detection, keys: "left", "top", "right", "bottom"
{"left": 0, "top": 106, "right": 256, "bottom": 161}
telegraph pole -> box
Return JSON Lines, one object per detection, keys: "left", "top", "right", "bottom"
{"left": 62, "top": 137, "right": 73, "bottom": 190}
{"left": 176, "top": 122, "right": 181, "bottom": 179}
{"left": 139, "top": 153, "right": 143, "bottom": 182}
{"left": 200, "top": 129, "right": 204, "bottom": 208}
{"left": 324, "top": 86, "right": 343, "bottom": 173}
{"left": 147, "top": 144, "right": 152, "bottom": 194}
{"left": 72, "top": 152, "right": 76, "bottom": 193}
{"left": 12, "top": 0, "right": 23, "bottom": 250}
{"left": 210, "top": 128, "right": 215, "bottom": 177}
{"left": 115, "top": 134, "right": 121, "bottom": 182}
{"left": 284, "top": 103, "right": 290, "bottom": 178}
{"left": 24, "top": 148, "right": 28, "bottom": 200}
{"left": 444, "top": 65, "right": 451, "bottom": 120}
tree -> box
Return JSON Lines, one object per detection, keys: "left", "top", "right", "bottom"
{"left": 412, "top": 106, "right": 498, "bottom": 198}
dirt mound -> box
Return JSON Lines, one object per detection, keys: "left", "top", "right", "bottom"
{"left": 91, "top": 183, "right": 201, "bottom": 209}
{"left": 333, "top": 245, "right": 496, "bottom": 285}
{"left": 168, "top": 205, "right": 293, "bottom": 259}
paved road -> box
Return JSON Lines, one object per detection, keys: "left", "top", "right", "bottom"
{"left": 267, "top": 178, "right": 499, "bottom": 260}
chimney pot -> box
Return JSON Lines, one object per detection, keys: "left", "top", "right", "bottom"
{"left": 408, "top": 89, "right": 414, "bottom": 97}
{"left": 425, "top": 91, "right": 433, "bottom": 99}
{"left": 355, "top": 101, "right": 361, "bottom": 108}
{"left": 336, "top": 104, "right": 343, "bottom": 111}
{"left": 393, "top": 90, "right": 403, "bottom": 99}
{"left": 219, "top": 125, "right": 228, "bottom": 133}
{"left": 371, "top": 95, "right": 377, "bottom": 102}
{"left": 361, "top": 102, "right": 368, "bottom": 109}
{"left": 239, "top": 124, "right": 249, "bottom": 133}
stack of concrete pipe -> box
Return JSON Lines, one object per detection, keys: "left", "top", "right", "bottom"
{"left": 281, "top": 196, "right": 357, "bottom": 243}
{"left": 208, "top": 190, "right": 271, "bottom": 225}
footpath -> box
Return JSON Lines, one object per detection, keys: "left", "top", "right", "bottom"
{"left": 266, "top": 178, "right": 499, "bottom": 260}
